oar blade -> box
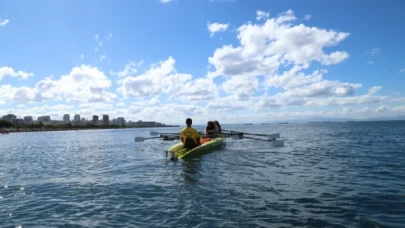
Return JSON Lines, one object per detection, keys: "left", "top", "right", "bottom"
{"left": 266, "top": 133, "right": 280, "bottom": 139}
{"left": 272, "top": 140, "right": 284, "bottom": 147}
{"left": 230, "top": 134, "right": 244, "bottom": 140}
{"left": 135, "top": 137, "right": 146, "bottom": 142}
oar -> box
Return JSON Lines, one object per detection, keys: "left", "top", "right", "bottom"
{"left": 230, "top": 135, "right": 285, "bottom": 146}
{"left": 150, "top": 131, "right": 180, "bottom": 136}
{"left": 223, "top": 129, "right": 280, "bottom": 138}
{"left": 135, "top": 136, "right": 161, "bottom": 142}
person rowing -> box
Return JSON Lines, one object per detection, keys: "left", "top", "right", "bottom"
{"left": 180, "top": 118, "right": 201, "bottom": 150}
{"left": 205, "top": 121, "right": 218, "bottom": 138}
{"left": 214, "top": 120, "right": 222, "bottom": 134}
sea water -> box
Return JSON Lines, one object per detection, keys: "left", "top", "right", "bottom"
{"left": 0, "top": 121, "right": 404, "bottom": 227}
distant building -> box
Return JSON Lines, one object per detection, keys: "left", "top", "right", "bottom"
{"left": 92, "top": 115, "right": 99, "bottom": 123}
{"left": 1, "top": 114, "right": 17, "bottom": 122}
{"left": 81, "top": 118, "right": 86, "bottom": 122}
{"left": 117, "top": 117, "right": 126, "bottom": 126}
{"left": 112, "top": 119, "right": 118, "bottom": 125}
{"left": 12, "top": 119, "right": 24, "bottom": 125}
{"left": 37, "top": 116, "right": 51, "bottom": 122}
{"left": 24, "top": 116, "right": 33, "bottom": 123}
{"left": 63, "top": 114, "right": 70, "bottom": 123}
{"left": 74, "top": 114, "right": 80, "bottom": 123}
{"left": 102, "top": 114, "right": 109, "bottom": 125}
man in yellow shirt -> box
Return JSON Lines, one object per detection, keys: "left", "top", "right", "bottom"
{"left": 180, "top": 118, "right": 201, "bottom": 150}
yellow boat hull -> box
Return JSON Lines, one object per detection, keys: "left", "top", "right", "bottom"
{"left": 168, "top": 136, "right": 225, "bottom": 159}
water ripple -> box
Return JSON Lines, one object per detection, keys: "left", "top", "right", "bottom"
{"left": 0, "top": 123, "right": 405, "bottom": 227}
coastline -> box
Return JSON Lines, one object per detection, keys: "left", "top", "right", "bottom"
{"left": 1, "top": 125, "right": 180, "bottom": 133}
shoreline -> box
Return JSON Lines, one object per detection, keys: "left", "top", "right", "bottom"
{"left": 1, "top": 126, "right": 180, "bottom": 133}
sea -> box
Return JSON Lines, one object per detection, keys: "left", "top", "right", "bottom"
{"left": 0, "top": 121, "right": 404, "bottom": 228}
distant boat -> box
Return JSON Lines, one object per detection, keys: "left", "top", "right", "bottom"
{"left": 261, "top": 123, "right": 270, "bottom": 125}
{"left": 244, "top": 123, "right": 253, "bottom": 125}
{"left": 278, "top": 122, "right": 289, "bottom": 124}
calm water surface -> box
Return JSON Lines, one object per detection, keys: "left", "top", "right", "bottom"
{"left": 0, "top": 121, "right": 404, "bottom": 227}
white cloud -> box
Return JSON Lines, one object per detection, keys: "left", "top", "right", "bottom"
{"left": 207, "top": 22, "right": 229, "bottom": 37}
{"left": 0, "top": 19, "right": 9, "bottom": 26}
{"left": 319, "top": 51, "right": 350, "bottom": 65}
{"left": 95, "top": 34, "right": 99, "bottom": 41}
{"left": 265, "top": 66, "right": 325, "bottom": 89}
{"left": 304, "top": 14, "right": 312, "bottom": 20}
{"left": 80, "top": 54, "right": 84, "bottom": 60}
{"left": 368, "top": 86, "right": 381, "bottom": 95}
{"left": 100, "top": 55, "right": 106, "bottom": 61}
{"left": 119, "top": 57, "right": 218, "bottom": 102}
{"left": 94, "top": 47, "right": 99, "bottom": 52}
{"left": 400, "top": 68, "right": 405, "bottom": 73}
{"left": 0, "top": 65, "right": 116, "bottom": 105}
{"left": 256, "top": 10, "right": 270, "bottom": 20}
{"left": 98, "top": 41, "right": 103, "bottom": 46}
{"left": 106, "top": 32, "right": 113, "bottom": 40}
{"left": 282, "top": 80, "right": 362, "bottom": 98}
{"left": 0, "top": 67, "right": 34, "bottom": 80}
{"left": 160, "top": 0, "right": 173, "bottom": 3}
{"left": 371, "top": 48, "right": 380, "bottom": 55}
{"left": 209, "top": 10, "right": 350, "bottom": 78}
{"left": 368, "top": 61, "right": 374, "bottom": 64}
{"left": 110, "top": 61, "right": 142, "bottom": 78}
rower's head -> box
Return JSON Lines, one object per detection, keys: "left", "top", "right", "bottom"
{"left": 186, "top": 118, "right": 192, "bottom": 127}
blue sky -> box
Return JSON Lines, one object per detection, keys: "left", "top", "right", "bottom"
{"left": 0, "top": 0, "right": 404, "bottom": 124}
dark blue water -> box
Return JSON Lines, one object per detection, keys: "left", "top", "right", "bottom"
{"left": 1, "top": 121, "right": 404, "bottom": 227}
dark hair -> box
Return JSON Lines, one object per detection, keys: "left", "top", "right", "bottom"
{"left": 186, "top": 118, "right": 192, "bottom": 124}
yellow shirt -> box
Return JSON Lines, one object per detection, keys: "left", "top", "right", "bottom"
{"left": 180, "top": 127, "right": 200, "bottom": 145}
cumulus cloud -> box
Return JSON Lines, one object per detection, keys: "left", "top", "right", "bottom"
{"left": 368, "top": 86, "right": 381, "bottom": 95}
{"left": 110, "top": 61, "right": 142, "bottom": 78}
{"left": 304, "top": 14, "right": 312, "bottom": 20}
{"left": 209, "top": 9, "right": 350, "bottom": 78}
{"left": 207, "top": 22, "right": 229, "bottom": 37}
{"left": 256, "top": 10, "right": 270, "bottom": 20}
{"left": 0, "top": 67, "right": 34, "bottom": 80}
{"left": 0, "top": 65, "right": 116, "bottom": 106}
{"left": 119, "top": 57, "right": 219, "bottom": 102}
{"left": 0, "top": 19, "right": 9, "bottom": 26}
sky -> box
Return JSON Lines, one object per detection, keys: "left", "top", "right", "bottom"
{"left": 0, "top": 0, "right": 405, "bottom": 125}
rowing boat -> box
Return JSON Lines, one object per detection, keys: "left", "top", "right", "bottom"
{"left": 167, "top": 135, "right": 225, "bottom": 159}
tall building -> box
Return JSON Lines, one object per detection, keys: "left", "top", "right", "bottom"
{"left": 92, "top": 115, "right": 99, "bottom": 123}
{"left": 1, "top": 114, "right": 16, "bottom": 122}
{"left": 24, "top": 116, "right": 33, "bottom": 123}
{"left": 117, "top": 117, "right": 126, "bottom": 126}
{"left": 37, "top": 116, "right": 51, "bottom": 122}
{"left": 63, "top": 114, "right": 70, "bottom": 123}
{"left": 12, "top": 119, "right": 24, "bottom": 125}
{"left": 74, "top": 114, "right": 80, "bottom": 123}
{"left": 102, "top": 114, "right": 109, "bottom": 125}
